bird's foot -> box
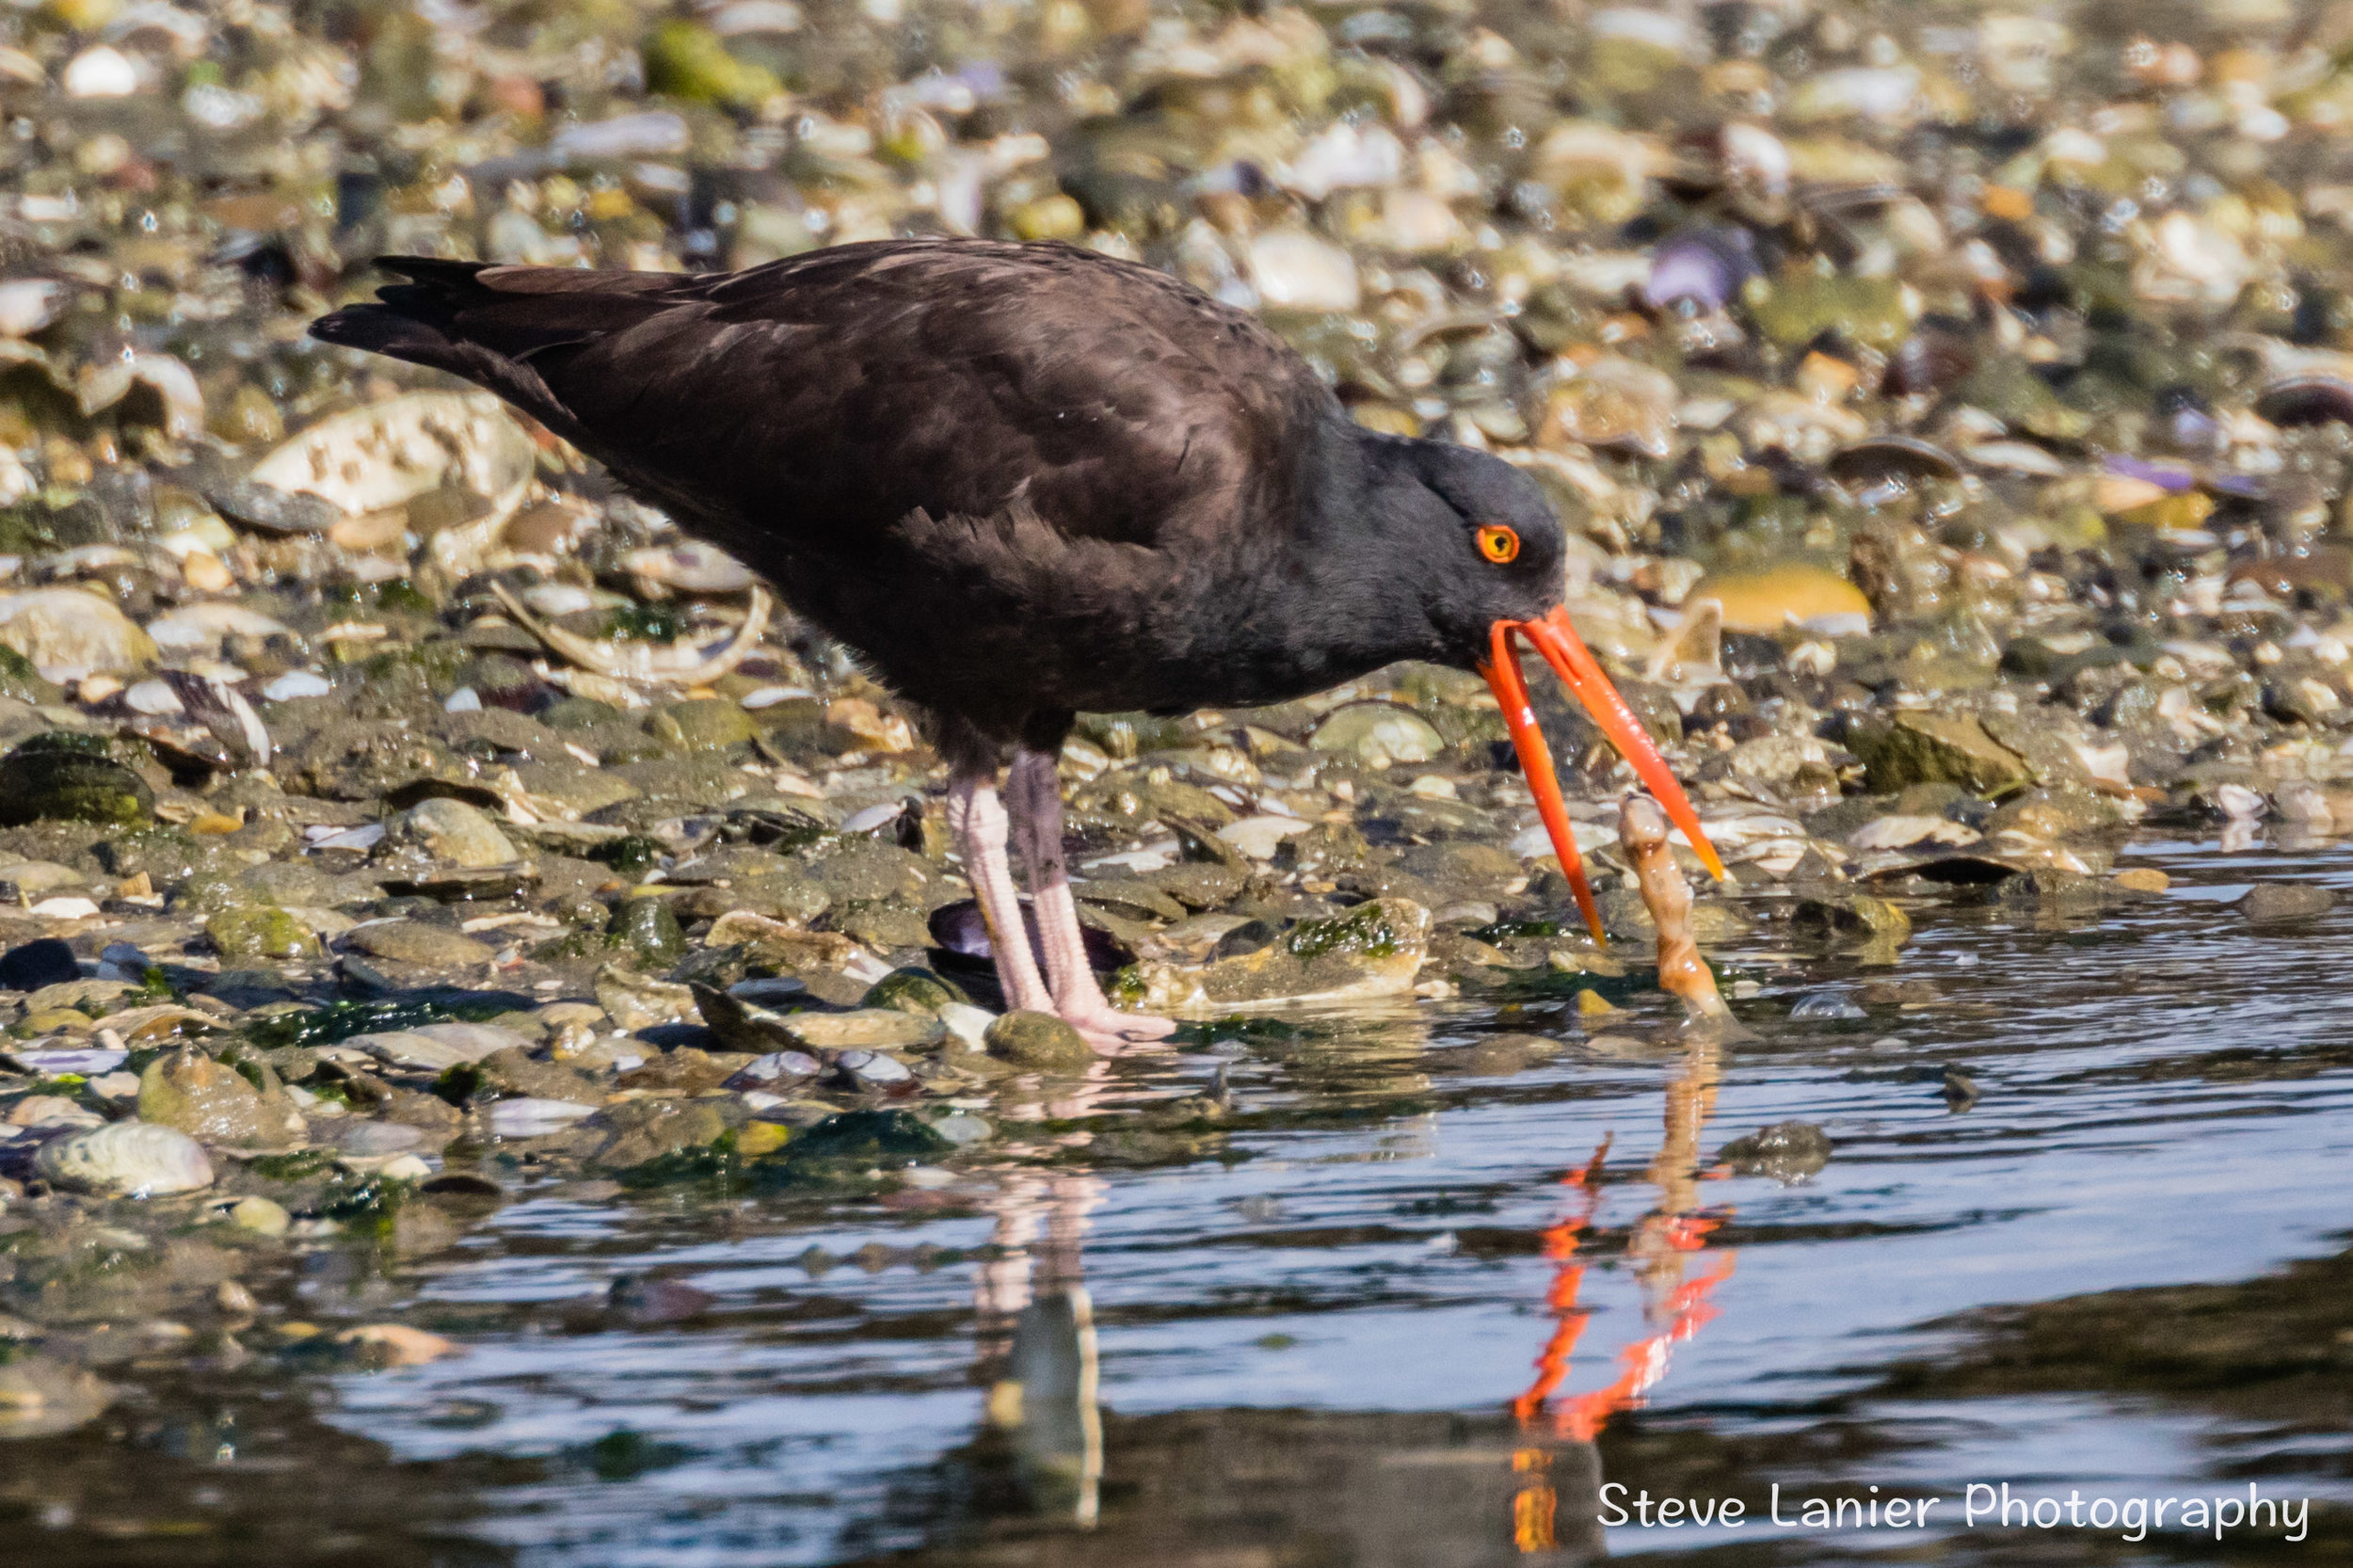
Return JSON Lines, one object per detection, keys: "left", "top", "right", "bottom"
{"left": 1059, "top": 1003, "right": 1179, "bottom": 1048}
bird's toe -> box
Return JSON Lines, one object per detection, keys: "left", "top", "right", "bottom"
{"left": 1064, "top": 1006, "right": 1179, "bottom": 1046}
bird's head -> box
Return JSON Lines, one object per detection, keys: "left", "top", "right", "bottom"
{"left": 1370, "top": 436, "right": 1724, "bottom": 940}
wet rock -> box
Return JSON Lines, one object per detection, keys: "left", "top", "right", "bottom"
{"left": 785, "top": 1008, "right": 944, "bottom": 1051}
{"left": 596, "top": 965, "right": 699, "bottom": 1030}
{"left": 0, "top": 740, "right": 153, "bottom": 827}
{"left": 1993, "top": 870, "right": 2122, "bottom": 908}
{"left": 1789, "top": 989, "right": 1865, "bottom": 1021}
{"left": 609, "top": 898, "right": 688, "bottom": 967}
{"left": 0, "top": 937, "right": 80, "bottom": 990}
{"left": 615, "top": 1048, "right": 740, "bottom": 1094}
{"left": 344, "top": 920, "right": 494, "bottom": 968}
{"left": 473, "top": 1047, "right": 602, "bottom": 1104}
{"left": 1845, "top": 713, "right": 2031, "bottom": 796}
{"left": 1984, "top": 785, "right": 2121, "bottom": 840}
{"left": 1149, "top": 863, "right": 1249, "bottom": 909}
{"left": 346, "top": 1025, "right": 520, "bottom": 1073}
{"left": 689, "top": 983, "right": 804, "bottom": 1052}
{"left": 8, "top": 1095, "right": 100, "bottom": 1129}
{"left": 230, "top": 1195, "right": 291, "bottom": 1235}
{"left": 1121, "top": 897, "right": 1432, "bottom": 1016}
{"left": 36, "top": 1120, "right": 213, "bottom": 1196}
{"left": 136, "top": 1047, "right": 303, "bottom": 1149}
{"left": 335, "top": 1324, "right": 460, "bottom": 1368}
{"left": 609, "top": 1272, "right": 719, "bottom": 1324}
{"left": 1691, "top": 568, "right": 1868, "bottom": 637}
{"left": 724, "top": 1049, "right": 823, "bottom": 1091}
{"left": 387, "top": 798, "right": 518, "bottom": 869}
{"left": 2239, "top": 884, "right": 2336, "bottom": 923}
{"left": 1394, "top": 841, "right": 1523, "bottom": 900}
{"left": 984, "top": 1010, "right": 1095, "bottom": 1069}
{"left": 0, "top": 589, "right": 157, "bottom": 680}
{"left": 488, "top": 1097, "right": 600, "bottom": 1138}
{"left": 861, "top": 967, "right": 968, "bottom": 1016}
{"left": 588, "top": 1097, "right": 729, "bottom": 1169}
{"left": 1716, "top": 1121, "right": 1833, "bottom": 1182}
{"left": 1594, "top": 886, "right": 1749, "bottom": 945}
{"left": 1790, "top": 893, "right": 1912, "bottom": 947}
{"left": 206, "top": 906, "right": 321, "bottom": 961}
{"left": 807, "top": 842, "right": 936, "bottom": 904}
{"left": 1445, "top": 1033, "right": 1561, "bottom": 1075}
{"left": 789, "top": 1109, "right": 952, "bottom": 1162}
{"left": 825, "top": 899, "right": 933, "bottom": 951}
{"left": 648, "top": 698, "right": 760, "bottom": 751}
{"left": 321, "top": 1120, "right": 429, "bottom": 1158}
{"left": 1309, "top": 702, "right": 1445, "bottom": 767}
{"left": 204, "top": 476, "right": 341, "bottom": 536}
{"left": 1219, "top": 815, "right": 1315, "bottom": 860}
{"left": 0, "top": 1353, "right": 115, "bottom": 1438}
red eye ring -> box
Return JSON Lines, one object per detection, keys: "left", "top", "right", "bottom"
{"left": 1476, "top": 524, "right": 1520, "bottom": 565}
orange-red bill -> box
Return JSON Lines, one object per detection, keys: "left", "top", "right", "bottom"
{"left": 1482, "top": 619, "right": 1605, "bottom": 942}
{"left": 1480, "top": 610, "right": 1727, "bottom": 942}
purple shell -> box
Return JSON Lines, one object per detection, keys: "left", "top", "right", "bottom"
{"left": 2102, "top": 456, "right": 2198, "bottom": 493}
{"left": 1643, "top": 227, "right": 1758, "bottom": 313}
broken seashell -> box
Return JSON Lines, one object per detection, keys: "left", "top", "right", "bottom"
{"left": 491, "top": 580, "right": 770, "bottom": 685}
{"left": 249, "top": 392, "right": 536, "bottom": 537}
{"left": 624, "top": 541, "right": 758, "bottom": 595}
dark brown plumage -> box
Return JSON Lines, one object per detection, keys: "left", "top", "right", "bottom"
{"left": 312, "top": 238, "right": 1563, "bottom": 763}
{"left": 312, "top": 237, "right": 1717, "bottom": 1038}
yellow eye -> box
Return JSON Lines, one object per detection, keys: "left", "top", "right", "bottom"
{"left": 1477, "top": 524, "right": 1520, "bottom": 565}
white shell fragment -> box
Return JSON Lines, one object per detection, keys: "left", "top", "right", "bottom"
{"left": 146, "top": 603, "right": 293, "bottom": 652}
{"left": 37, "top": 1121, "right": 214, "bottom": 1196}
{"left": 490, "top": 579, "right": 772, "bottom": 685}
{"left": 488, "top": 1097, "right": 599, "bottom": 1138}
{"left": 0, "top": 588, "right": 158, "bottom": 680}
{"left": 249, "top": 392, "right": 538, "bottom": 558}
{"left": 62, "top": 45, "right": 140, "bottom": 99}
{"left": 0, "top": 280, "right": 61, "bottom": 337}
{"left": 76, "top": 352, "right": 203, "bottom": 439}
{"left": 624, "top": 541, "right": 758, "bottom": 594}
{"left": 262, "top": 670, "right": 333, "bottom": 701}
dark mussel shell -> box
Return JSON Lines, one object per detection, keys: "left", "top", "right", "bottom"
{"left": 927, "top": 897, "right": 1134, "bottom": 976}
{"left": 2256, "top": 375, "right": 2353, "bottom": 428}
{"left": 1825, "top": 435, "right": 1962, "bottom": 488}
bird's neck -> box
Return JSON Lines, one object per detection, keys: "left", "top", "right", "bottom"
{"left": 1156, "top": 420, "right": 1454, "bottom": 698}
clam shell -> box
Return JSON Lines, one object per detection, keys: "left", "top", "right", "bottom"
{"left": 1825, "top": 435, "right": 1962, "bottom": 486}
{"left": 36, "top": 1120, "right": 214, "bottom": 1196}
{"left": 2255, "top": 376, "right": 2353, "bottom": 428}
{"left": 249, "top": 392, "right": 536, "bottom": 536}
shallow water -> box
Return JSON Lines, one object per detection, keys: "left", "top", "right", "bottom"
{"left": 16, "top": 831, "right": 2353, "bottom": 1567}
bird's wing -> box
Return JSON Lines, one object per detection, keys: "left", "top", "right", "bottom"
{"left": 318, "top": 240, "right": 1326, "bottom": 562}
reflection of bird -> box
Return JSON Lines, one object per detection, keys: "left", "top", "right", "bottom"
{"left": 974, "top": 1168, "right": 1105, "bottom": 1524}
{"left": 312, "top": 239, "right": 1718, "bottom": 1039}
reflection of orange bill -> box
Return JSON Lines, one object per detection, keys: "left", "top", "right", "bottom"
{"left": 1479, "top": 608, "right": 1725, "bottom": 944}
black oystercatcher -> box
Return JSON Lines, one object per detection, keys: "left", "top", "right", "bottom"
{"left": 312, "top": 238, "right": 1721, "bottom": 1040}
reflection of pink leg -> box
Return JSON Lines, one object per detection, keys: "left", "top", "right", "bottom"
{"left": 1006, "top": 750, "right": 1176, "bottom": 1043}
{"left": 947, "top": 769, "right": 1055, "bottom": 1016}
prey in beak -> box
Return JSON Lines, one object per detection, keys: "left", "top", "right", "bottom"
{"left": 1479, "top": 607, "right": 1725, "bottom": 943}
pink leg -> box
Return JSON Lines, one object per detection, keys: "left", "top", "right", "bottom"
{"left": 947, "top": 769, "right": 1056, "bottom": 1016}
{"left": 1007, "top": 749, "right": 1177, "bottom": 1043}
